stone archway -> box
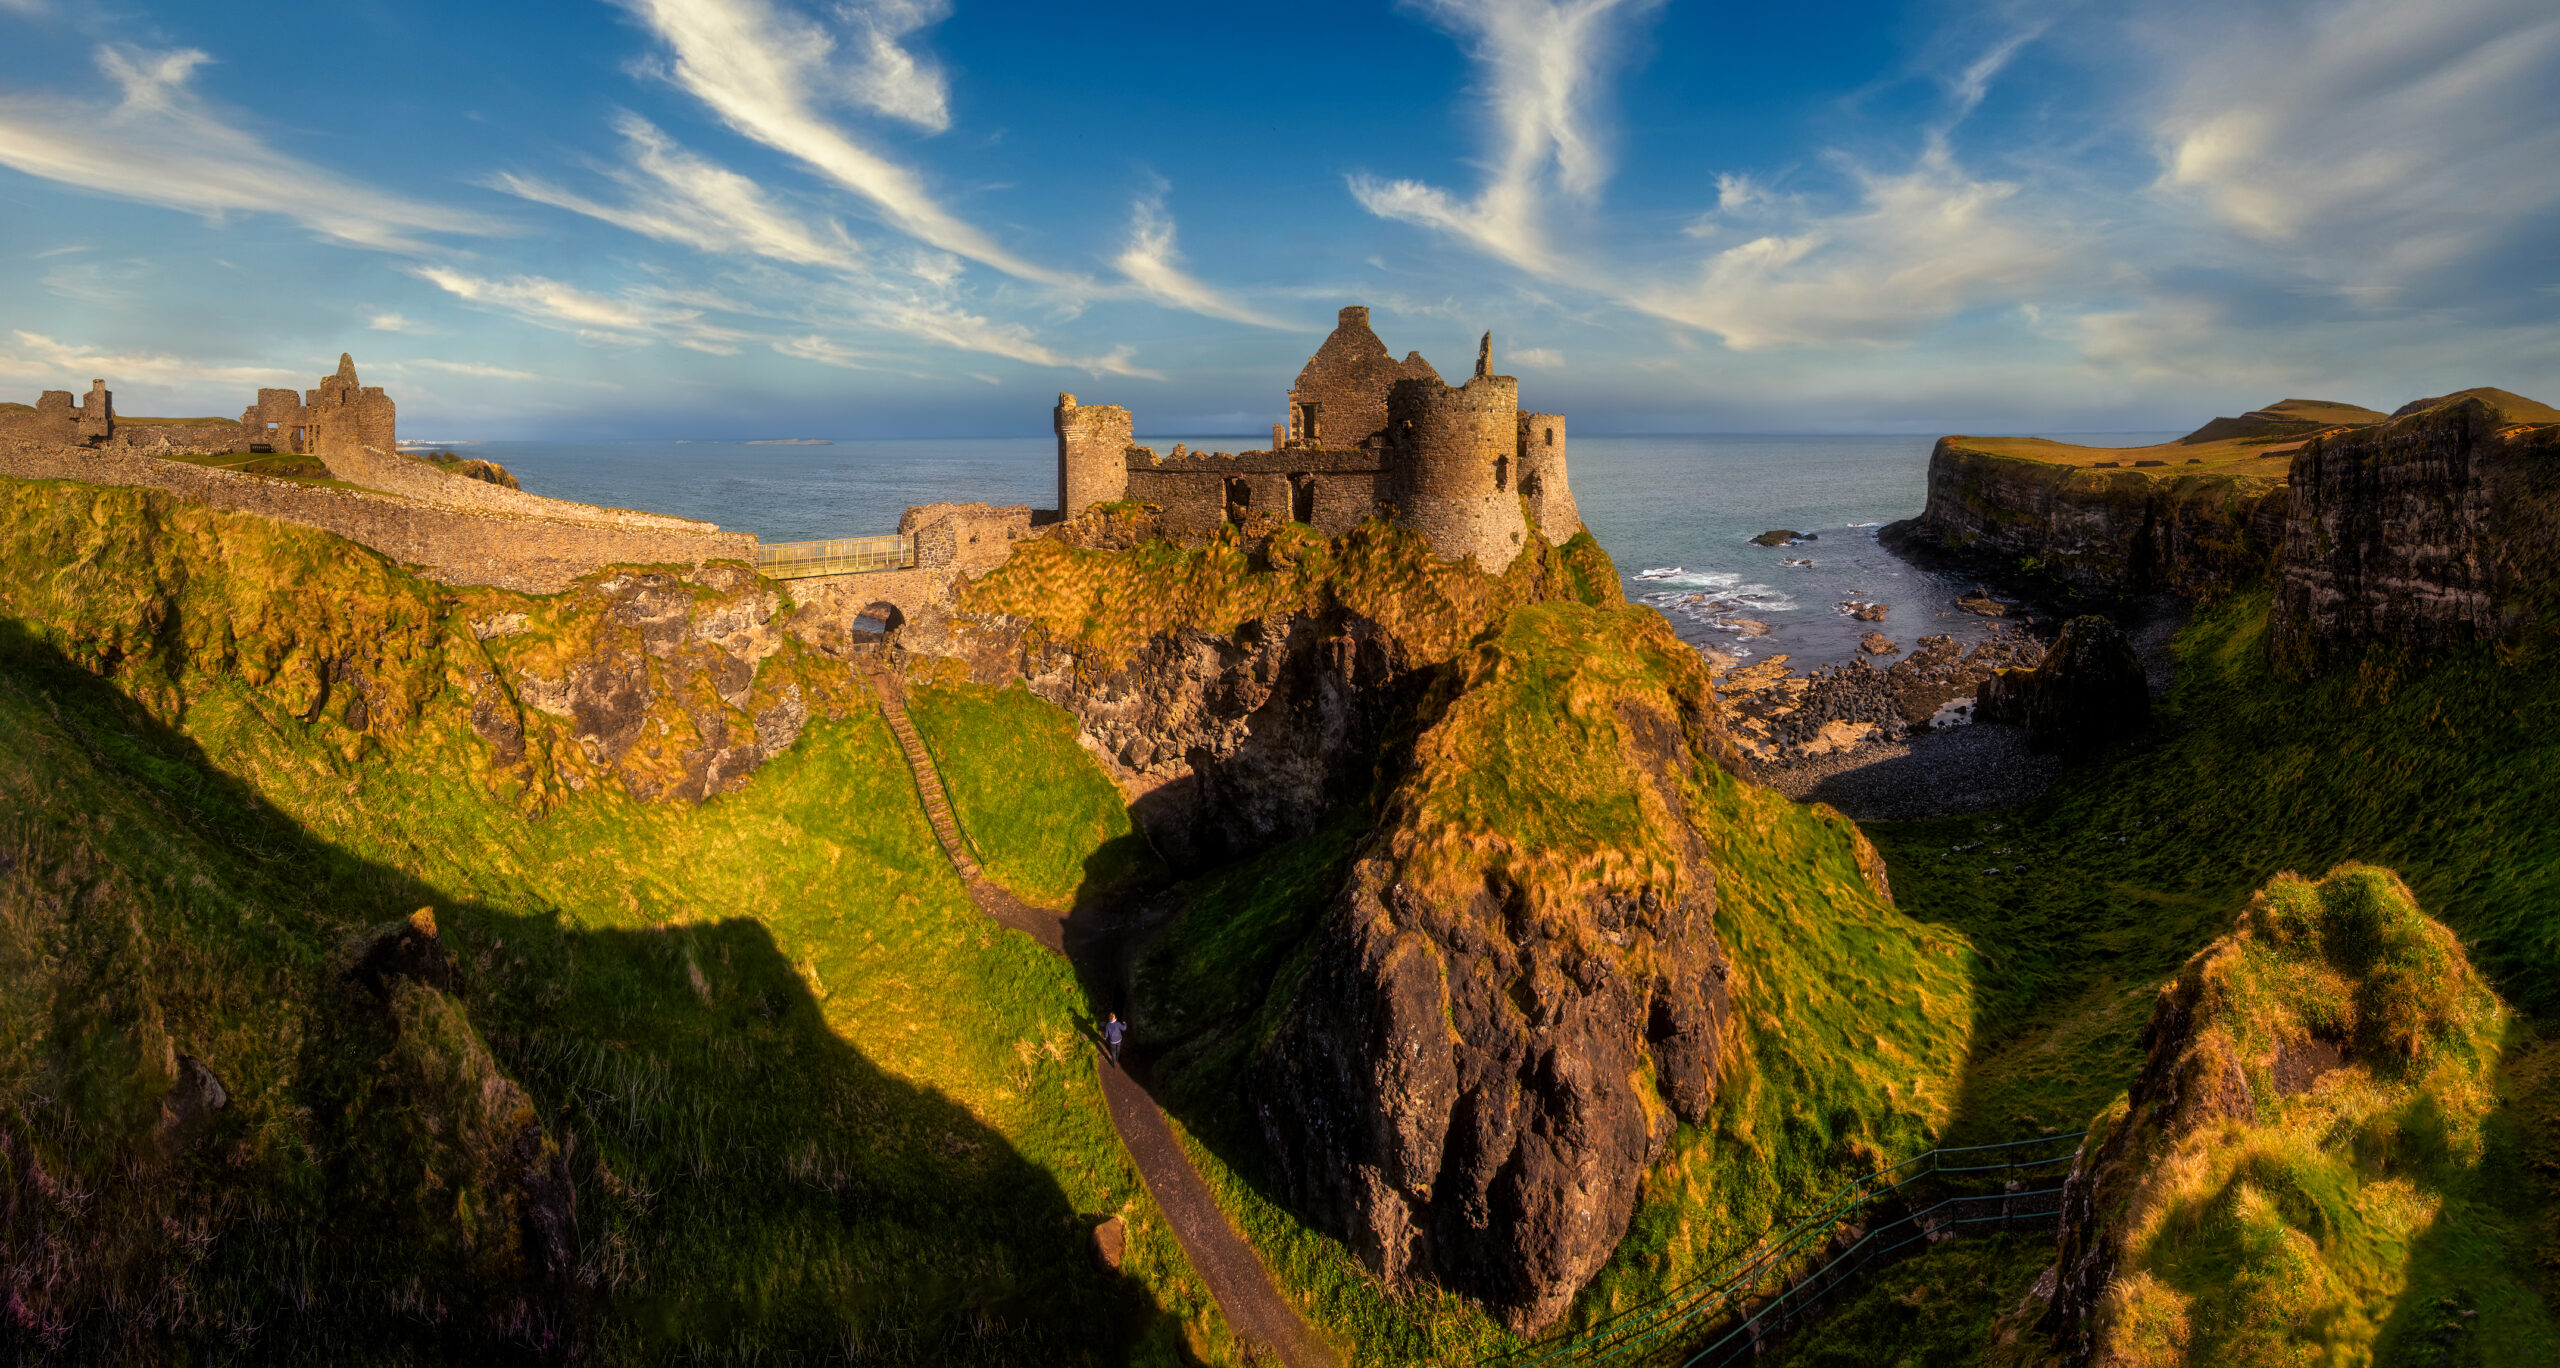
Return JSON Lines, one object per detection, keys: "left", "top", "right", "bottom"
{"left": 851, "top": 600, "right": 906, "bottom": 638}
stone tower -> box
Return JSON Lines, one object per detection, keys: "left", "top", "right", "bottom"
{"left": 1387, "top": 336, "right": 1528, "bottom": 570}
{"left": 1055, "top": 392, "right": 1131, "bottom": 518}
{"left": 1516, "top": 412, "right": 1581, "bottom": 543}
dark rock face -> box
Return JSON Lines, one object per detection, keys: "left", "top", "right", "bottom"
{"left": 1715, "top": 629, "right": 2044, "bottom": 764}
{"left": 1895, "top": 441, "right": 2289, "bottom": 600}
{"left": 1250, "top": 609, "right": 1735, "bottom": 1332}
{"left": 1976, "top": 616, "right": 2148, "bottom": 752}
{"left": 1751, "top": 529, "right": 1810, "bottom": 546}
{"left": 1005, "top": 610, "right": 1426, "bottom": 870}
{"left": 2271, "top": 397, "right": 2560, "bottom": 671}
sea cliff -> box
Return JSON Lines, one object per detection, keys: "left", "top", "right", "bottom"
{"left": 1892, "top": 437, "right": 2288, "bottom": 600}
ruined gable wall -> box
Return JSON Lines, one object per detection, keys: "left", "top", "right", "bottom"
{"left": 1516, "top": 412, "right": 1582, "bottom": 543}
{"left": 1289, "top": 306, "right": 1441, "bottom": 448}
{"left": 1055, "top": 394, "right": 1132, "bottom": 517}
{"left": 1389, "top": 373, "right": 1528, "bottom": 570}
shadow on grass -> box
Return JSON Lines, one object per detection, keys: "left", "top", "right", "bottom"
{"left": 0, "top": 621, "right": 1185, "bottom": 1366}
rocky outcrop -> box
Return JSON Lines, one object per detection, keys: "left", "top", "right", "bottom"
{"left": 1891, "top": 442, "right": 2288, "bottom": 600}
{"left": 1714, "top": 629, "right": 2045, "bottom": 764}
{"left": 1250, "top": 604, "right": 1736, "bottom": 1332}
{"left": 2003, "top": 866, "right": 2503, "bottom": 1367}
{"left": 489, "top": 566, "right": 810, "bottom": 803}
{"left": 932, "top": 520, "right": 1622, "bottom": 869}
{"left": 1976, "top": 616, "right": 2147, "bottom": 752}
{"left": 2270, "top": 394, "right": 2560, "bottom": 671}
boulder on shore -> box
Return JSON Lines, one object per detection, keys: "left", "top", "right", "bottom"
{"left": 1976, "top": 615, "right": 2146, "bottom": 752}
{"left": 1750, "top": 529, "right": 1811, "bottom": 546}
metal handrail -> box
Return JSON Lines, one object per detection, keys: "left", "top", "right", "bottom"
{"left": 755, "top": 533, "right": 914, "bottom": 578}
{"left": 1486, "top": 1130, "right": 2087, "bottom": 1368}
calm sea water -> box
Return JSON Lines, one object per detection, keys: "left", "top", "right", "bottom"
{"left": 464, "top": 431, "right": 2175, "bottom": 669}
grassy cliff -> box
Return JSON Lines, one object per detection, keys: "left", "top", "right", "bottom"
{"left": 0, "top": 478, "right": 1232, "bottom": 1363}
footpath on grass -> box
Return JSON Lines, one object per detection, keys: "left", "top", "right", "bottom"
{"left": 864, "top": 669, "right": 1338, "bottom": 1368}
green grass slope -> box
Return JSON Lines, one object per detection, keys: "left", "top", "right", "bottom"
{"left": 0, "top": 478, "right": 1232, "bottom": 1363}
{"left": 1129, "top": 602, "right": 1978, "bottom": 1364}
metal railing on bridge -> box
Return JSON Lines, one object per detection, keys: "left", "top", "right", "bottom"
{"left": 1481, "top": 1130, "right": 2088, "bottom": 1368}
{"left": 756, "top": 534, "right": 914, "bottom": 579}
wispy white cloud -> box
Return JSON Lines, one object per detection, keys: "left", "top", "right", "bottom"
{"left": 614, "top": 0, "right": 1062, "bottom": 282}
{"left": 492, "top": 113, "right": 866, "bottom": 273}
{"left": 1509, "top": 346, "right": 1564, "bottom": 368}
{"left": 1646, "top": 150, "right": 2073, "bottom": 349}
{"left": 0, "top": 330, "right": 296, "bottom": 390}
{"left": 1350, "top": 0, "right": 1663, "bottom": 277}
{"left": 43, "top": 257, "right": 151, "bottom": 307}
{"left": 402, "top": 359, "right": 625, "bottom": 389}
{"left": 407, "top": 266, "right": 751, "bottom": 354}
{"left": 1112, "top": 192, "right": 1294, "bottom": 329}
{"left": 0, "top": 46, "right": 501, "bottom": 252}
{"left": 368, "top": 312, "right": 428, "bottom": 334}
{"left": 2148, "top": 0, "right": 2560, "bottom": 283}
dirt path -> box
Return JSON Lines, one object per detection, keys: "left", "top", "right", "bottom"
{"left": 863, "top": 670, "right": 1337, "bottom": 1368}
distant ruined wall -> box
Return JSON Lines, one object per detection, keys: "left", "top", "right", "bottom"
{"left": 1516, "top": 412, "right": 1580, "bottom": 544}
{"left": 0, "top": 385, "right": 112, "bottom": 447}
{"left": 0, "top": 440, "right": 751, "bottom": 594}
{"left": 1055, "top": 394, "right": 1131, "bottom": 518}
{"left": 1390, "top": 370, "right": 1528, "bottom": 571}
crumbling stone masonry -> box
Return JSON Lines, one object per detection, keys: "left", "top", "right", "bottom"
{"left": 241, "top": 353, "right": 397, "bottom": 460}
{"left": 1052, "top": 304, "right": 1581, "bottom": 570}
{"left": 0, "top": 380, "right": 115, "bottom": 446}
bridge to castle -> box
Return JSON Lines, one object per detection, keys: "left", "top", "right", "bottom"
{"left": 754, "top": 533, "right": 914, "bottom": 579}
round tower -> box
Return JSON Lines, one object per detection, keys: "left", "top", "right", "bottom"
{"left": 1387, "top": 371, "right": 1527, "bottom": 570}
{"left": 1515, "top": 412, "right": 1581, "bottom": 543}
{"left": 1054, "top": 392, "right": 1131, "bottom": 518}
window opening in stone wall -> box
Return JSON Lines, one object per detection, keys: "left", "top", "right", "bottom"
{"left": 1291, "top": 473, "right": 1314, "bottom": 525}
{"left": 1544, "top": 426, "right": 1555, "bottom": 446}
{"left": 1495, "top": 454, "right": 1510, "bottom": 492}
{"left": 1225, "top": 476, "right": 1251, "bottom": 526}
{"left": 1300, "top": 403, "right": 1321, "bottom": 443}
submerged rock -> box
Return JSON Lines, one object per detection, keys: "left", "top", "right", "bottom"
{"left": 1750, "top": 529, "right": 1812, "bottom": 546}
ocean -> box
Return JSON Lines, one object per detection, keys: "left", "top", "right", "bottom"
{"left": 455, "top": 432, "right": 2175, "bottom": 670}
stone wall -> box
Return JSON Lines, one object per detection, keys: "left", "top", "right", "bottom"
{"left": 318, "top": 442, "right": 719, "bottom": 533}
{"left": 1517, "top": 412, "right": 1581, "bottom": 543}
{"left": 0, "top": 440, "right": 752, "bottom": 595}
{"left": 0, "top": 384, "right": 112, "bottom": 447}
{"left": 899, "top": 501, "right": 1036, "bottom": 577}
{"left": 1124, "top": 444, "right": 1391, "bottom": 537}
{"left": 1389, "top": 370, "right": 1528, "bottom": 571}
{"left": 1055, "top": 394, "right": 1131, "bottom": 517}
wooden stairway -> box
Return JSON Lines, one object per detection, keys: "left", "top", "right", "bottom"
{"left": 865, "top": 671, "right": 982, "bottom": 880}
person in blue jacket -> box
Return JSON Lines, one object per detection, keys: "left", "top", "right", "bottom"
{"left": 1101, "top": 1013, "right": 1128, "bottom": 1066}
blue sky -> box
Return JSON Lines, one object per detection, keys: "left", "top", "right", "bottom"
{"left": 1, "top": 0, "right": 2554, "bottom": 437}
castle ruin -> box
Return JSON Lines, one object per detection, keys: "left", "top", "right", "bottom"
{"left": 0, "top": 379, "right": 116, "bottom": 447}
{"left": 1056, "top": 305, "right": 1581, "bottom": 569}
{"left": 239, "top": 353, "right": 397, "bottom": 458}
